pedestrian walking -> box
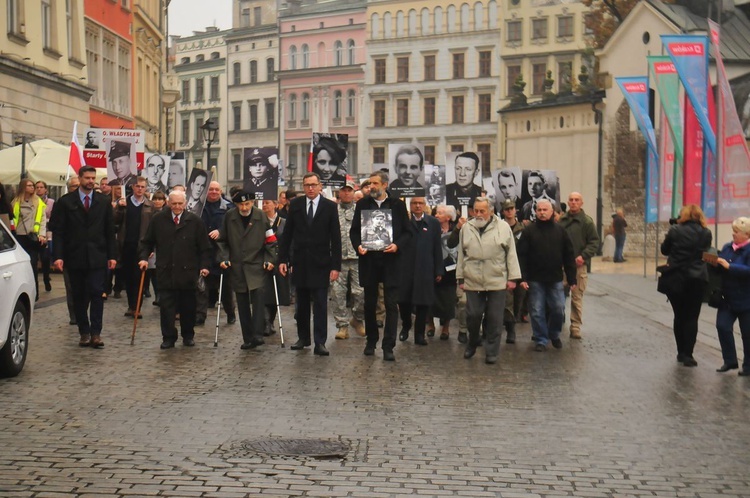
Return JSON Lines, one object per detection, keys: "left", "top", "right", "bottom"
{"left": 659, "top": 204, "right": 712, "bottom": 367}
{"left": 52, "top": 166, "right": 117, "bottom": 348}
{"left": 138, "top": 190, "right": 211, "bottom": 349}
{"left": 499, "top": 198, "right": 525, "bottom": 343}
{"left": 517, "top": 199, "right": 577, "bottom": 351}
{"left": 612, "top": 208, "right": 628, "bottom": 263}
{"left": 431, "top": 205, "right": 459, "bottom": 340}
{"left": 278, "top": 172, "right": 342, "bottom": 356}
{"left": 11, "top": 178, "right": 47, "bottom": 298}
{"left": 34, "top": 181, "right": 54, "bottom": 292}
{"left": 261, "top": 199, "right": 290, "bottom": 336}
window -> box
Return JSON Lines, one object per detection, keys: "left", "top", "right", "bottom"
{"left": 396, "top": 11, "right": 405, "bottom": 37}
{"left": 289, "top": 94, "right": 297, "bottom": 121}
{"left": 371, "top": 13, "right": 380, "bottom": 38}
{"left": 267, "top": 58, "right": 275, "bottom": 81}
{"left": 301, "top": 93, "right": 310, "bottom": 122}
{"left": 233, "top": 151, "right": 242, "bottom": 180}
{"left": 461, "top": 3, "right": 470, "bottom": 32}
{"left": 434, "top": 7, "right": 443, "bottom": 34}
{"left": 532, "top": 18, "right": 548, "bottom": 39}
{"left": 301, "top": 44, "right": 309, "bottom": 68}
{"left": 409, "top": 9, "right": 417, "bottom": 36}
{"left": 451, "top": 144, "right": 464, "bottom": 152}
{"left": 479, "top": 51, "right": 491, "bottom": 77}
{"left": 397, "top": 57, "right": 409, "bottom": 82}
{"left": 383, "top": 12, "right": 392, "bottom": 38}
{"left": 196, "top": 54, "right": 205, "bottom": 62}
{"left": 334, "top": 90, "right": 342, "bottom": 119}
{"left": 181, "top": 79, "right": 190, "bottom": 103}
{"left": 181, "top": 116, "right": 190, "bottom": 145}
{"left": 195, "top": 77, "right": 204, "bottom": 101}
{"left": 374, "top": 100, "right": 385, "bottom": 127}
{"left": 250, "top": 104, "right": 258, "bottom": 130}
{"left": 474, "top": 2, "right": 484, "bottom": 30}
{"left": 558, "top": 16, "right": 573, "bottom": 37}
{"left": 452, "top": 95, "right": 464, "bottom": 124}
{"left": 289, "top": 46, "right": 297, "bottom": 70}
{"left": 446, "top": 5, "right": 456, "bottom": 33}
{"left": 558, "top": 61, "right": 573, "bottom": 91}
{"left": 424, "top": 97, "right": 435, "bottom": 125}
{"left": 478, "top": 94, "right": 492, "bottom": 122}
{"left": 453, "top": 53, "right": 465, "bottom": 79}
{"left": 233, "top": 62, "right": 241, "bottom": 85}
{"left": 266, "top": 100, "right": 275, "bottom": 128}
{"left": 181, "top": 57, "right": 190, "bottom": 64}
{"left": 507, "top": 20, "right": 521, "bottom": 42}
{"left": 397, "top": 99, "right": 409, "bottom": 126}
{"left": 246, "top": 60, "right": 255, "bottom": 83}
{"left": 210, "top": 76, "right": 219, "bottom": 101}
{"left": 7, "top": 0, "right": 24, "bottom": 36}
{"left": 421, "top": 8, "right": 430, "bottom": 36}
{"left": 334, "top": 41, "right": 343, "bottom": 66}
{"left": 254, "top": 6, "right": 261, "bottom": 26}
{"left": 347, "top": 90, "right": 356, "bottom": 118}
{"left": 373, "top": 147, "right": 385, "bottom": 164}
{"left": 210, "top": 51, "right": 219, "bottom": 59}
{"left": 195, "top": 117, "right": 203, "bottom": 142}
{"left": 374, "top": 59, "right": 386, "bottom": 84}
{"left": 532, "top": 63, "right": 546, "bottom": 95}
{"left": 424, "top": 55, "right": 435, "bottom": 81}
{"left": 42, "top": 0, "right": 52, "bottom": 49}
{"left": 347, "top": 39, "right": 355, "bottom": 64}
{"left": 424, "top": 145, "right": 435, "bottom": 165}
{"left": 477, "top": 143, "right": 491, "bottom": 177}
{"left": 241, "top": 8, "right": 250, "bottom": 27}
{"left": 233, "top": 105, "right": 241, "bottom": 131}
{"left": 507, "top": 65, "right": 521, "bottom": 96}
{"left": 66, "top": 0, "right": 73, "bottom": 56}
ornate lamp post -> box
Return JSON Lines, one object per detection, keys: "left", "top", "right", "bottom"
{"left": 200, "top": 118, "right": 218, "bottom": 169}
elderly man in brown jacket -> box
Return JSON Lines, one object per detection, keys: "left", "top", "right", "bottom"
{"left": 217, "top": 190, "right": 277, "bottom": 350}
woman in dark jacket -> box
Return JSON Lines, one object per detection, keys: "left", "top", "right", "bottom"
{"left": 660, "top": 204, "right": 712, "bottom": 367}
{"left": 712, "top": 217, "right": 750, "bottom": 375}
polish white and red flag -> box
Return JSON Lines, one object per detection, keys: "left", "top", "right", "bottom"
{"left": 67, "top": 121, "right": 85, "bottom": 174}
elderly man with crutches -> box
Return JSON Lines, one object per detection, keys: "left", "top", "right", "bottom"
{"left": 217, "top": 190, "right": 278, "bottom": 350}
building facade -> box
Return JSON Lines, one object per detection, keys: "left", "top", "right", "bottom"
{"left": 133, "top": 0, "right": 166, "bottom": 152}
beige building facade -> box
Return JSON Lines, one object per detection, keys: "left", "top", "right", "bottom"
{"left": 133, "top": 0, "right": 166, "bottom": 152}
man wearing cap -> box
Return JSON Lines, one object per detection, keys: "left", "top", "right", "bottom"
{"left": 108, "top": 140, "right": 137, "bottom": 188}
{"left": 332, "top": 180, "right": 365, "bottom": 339}
{"left": 217, "top": 190, "right": 277, "bottom": 350}
{"left": 245, "top": 148, "right": 278, "bottom": 201}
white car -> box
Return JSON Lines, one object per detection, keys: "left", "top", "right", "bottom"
{"left": 0, "top": 219, "right": 34, "bottom": 377}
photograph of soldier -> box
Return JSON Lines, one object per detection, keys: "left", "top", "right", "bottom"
{"left": 167, "top": 153, "right": 186, "bottom": 189}
{"left": 185, "top": 168, "right": 212, "bottom": 216}
{"left": 312, "top": 133, "right": 348, "bottom": 188}
{"left": 85, "top": 130, "right": 99, "bottom": 149}
{"left": 520, "top": 169, "right": 560, "bottom": 222}
{"left": 142, "top": 153, "right": 169, "bottom": 195}
{"left": 425, "top": 164, "right": 446, "bottom": 206}
{"left": 107, "top": 139, "right": 137, "bottom": 188}
{"left": 445, "top": 151, "right": 482, "bottom": 211}
{"left": 243, "top": 147, "right": 279, "bottom": 201}
{"left": 492, "top": 167, "right": 522, "bottom": 212}
{"left": 388, "top": 144, "right": 426, "bottom": 197}
{"left": 361, "top": 209, "right": 393, "bottom": 251}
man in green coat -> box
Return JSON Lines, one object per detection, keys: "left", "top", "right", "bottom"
{"left": 217, "top": 191, "right": 277, "bottom": 350}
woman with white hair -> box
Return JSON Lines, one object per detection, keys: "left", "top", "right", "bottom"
{"left": 713, "top": 216, "right": 750, "bottom": 375}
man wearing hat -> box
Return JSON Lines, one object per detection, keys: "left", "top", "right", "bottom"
{"left": 217, "top": 190, "right": 277, "bottom": 350}
{"left": 108, "top": 140, "right": 137, "bottom": 188}
{"left": 245, "top": 148, "right": 278, "bottom": 200}
{"left": 500, "top": 198, "right": 525, "bottom": 342}
{"left": 332, "top": 180, "right": 365, "bottom": 339}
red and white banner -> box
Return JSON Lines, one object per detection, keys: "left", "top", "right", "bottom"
{"left": 67, "top": 121, "right": 84, "bottom": 174}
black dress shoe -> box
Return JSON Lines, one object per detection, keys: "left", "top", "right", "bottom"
{"left": 485, "top": 356, "right": 498, "bottom": 364}
{"left": 363, "top": 344, "right": 376, "bottom": 356}
{"left": 291, "top": 340, "right": 310, "bottom": 350}
{"left": 738, "top": 370, "right": 750, "bottom": 377}
{"left": 196, "top": 318, "right": 206, "bottom": 326}
{"left": 716, "top": 363, "right": 739, "bottom": 372}
{"left": 376, "top": 320, "right": 384, "bottom": 328}
{"left": 183, "top": 338, "right": 195, "bottom": 347}
{"left": 227, "top": 314, "right": 236, "bottom": 324}
{"left": 551, "top": 338, "right": 563, "bottom": 349}
{"left": 464, "top": 346, "right": 476, "bottom": 359}
{"left": 44, "top": 281, "right": 52, "bottom": 292}
{"left": 457, "top": 332, "right": 468, "bottom": 344}
{"left": 314, "top": 344, "right": 330, "bottom": 356}
{"left": 682, "top": 357, "right": 698, "bottom": 367}
{"left": 160, "top": 341, "right": 175, "bottom": 349}
{"left": 69, "top": 318, "right": 77, "bottom": 325}
{"left": 399, "top": 328, "right": 409, "bottom": 341}
{"left": 383, "top": 350, "right": 395, "bottom": 361}
{"left": 414, "top": 337, "right": 428, "bottom": 346}
{"left": 677, "top": 353, "right": 688, "bottom": 363}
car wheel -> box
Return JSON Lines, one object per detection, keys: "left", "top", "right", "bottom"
{"left": 0, "top": 300, "right": 29, "bottom": 378}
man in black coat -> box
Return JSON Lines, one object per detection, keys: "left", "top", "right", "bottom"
{"left": 350, "top": 171, "right": 413, "bottom": 361}
{"left": 138, "top": 190, "right": 211, "bottom": 349}
{"left": 52, "top": 166, "right": 117, "bottom": 348}
{"left": 278, "top": 172, "right": 342, "bottom": 356}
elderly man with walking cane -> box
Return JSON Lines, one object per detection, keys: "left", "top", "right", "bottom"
{"left": 217, "top": 191, "right": 278, "bottom": 350}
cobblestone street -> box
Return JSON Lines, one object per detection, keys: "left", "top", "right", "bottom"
{"left": 1, "top": 259, "right": 749, "bottom": 497}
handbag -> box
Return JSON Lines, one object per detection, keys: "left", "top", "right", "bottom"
{"left": 656, "top": 264, "right": 684, "bottom": 295}
{"left": 707, "top": 288, "right": 724, "bottom": 308}
{"left": 27, "top": 232, "right": 39, "bottom": 244}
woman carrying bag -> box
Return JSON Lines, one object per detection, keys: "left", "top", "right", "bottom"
{"left": 11, "top": 178, "right": 47, "bottom": 299}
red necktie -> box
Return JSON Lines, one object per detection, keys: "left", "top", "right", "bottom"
{"left": 84, "top": 195, "right": 90, "bottom": 211}
{"left": 174, "top": 215, "right": 179, "bottom": 225}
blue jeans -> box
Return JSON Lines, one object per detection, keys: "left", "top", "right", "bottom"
{"left": 716, "top": 306, "right": 750, "bottom": 369}
{"left": 614, "top": 234, "right": 626, "bottom": 262}
{"left": 528, "top": 281, "right": 565, "bottom": 346}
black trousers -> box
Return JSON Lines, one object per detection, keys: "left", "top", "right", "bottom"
{"left": 236, "top": 289, "right": 265, "bottom": 344}
{"left": 197, "top": 272, "right": 235, "bottom": 320}
{"left": 667, "top": 281, "right": 706, "bottom": 358}
{"left": 296, "top": 286, "right": 329, "bottom": 346}
{"left": 159, "top": 289, "right": 196, "bottom": 342}
{"left": 122, "top": 252, "right": 143, "bottom": 311}
{"left": 398, "top": 302, "right": 428, "bottom": 341}
{"left": 17, "top": 235, "right": 40, "bottom": 297}
{"left": 40, "top": 243, "right": 52, "bottom": 285}
{"left": 68, "top": 268, "right": 106, "bottom": 336}
{"left": 364, "top": 282, "right": 398, "bottom": 351}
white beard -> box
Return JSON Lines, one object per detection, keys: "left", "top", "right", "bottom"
{"left": 474, "top": 217, "right": 490, "bottom": 228}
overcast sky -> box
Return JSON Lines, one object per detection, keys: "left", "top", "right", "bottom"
{"left": 168, "top": 0, "right": 233, "bottom": 38}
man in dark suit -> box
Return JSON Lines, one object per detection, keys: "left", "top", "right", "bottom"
{"left": 278, "top": 172, "right": 342, "bottom": 356}
{"left": 350, "top": 170, "right": 413, "bottom": 361}
{"left": 52, "top": 166, "right": 117, "bottom": 348}
{"left": 138, "top": 190, "right": 211, "bottom": 349}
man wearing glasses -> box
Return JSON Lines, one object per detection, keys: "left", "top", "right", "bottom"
{"left": 278, "top": 172, "right": 342, "bottom": 356}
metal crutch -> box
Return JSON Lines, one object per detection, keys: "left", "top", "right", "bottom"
{"left": 130, "top": 268, "right": 146, "bottom": 345}
{"left": 214, "top": 269, "right": 225, "bottom": 347}
{"left": 272, "top": 272, "right": 285, "bottom": 348}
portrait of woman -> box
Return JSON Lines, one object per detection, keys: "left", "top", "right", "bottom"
{"left": 312, "top": 134, "right": 347, "bottom": 187}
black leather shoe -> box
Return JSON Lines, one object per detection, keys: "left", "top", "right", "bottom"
{"left": 506, "top": 332, "right": 516, "bottom": 344}
{"left": 183, "top": 338, "right": 195, "bottom": 347}
{"left": 485, "top": 356, "right": 498, "bottom": 365}
{"left": 314, "top": 344, "right": 330, "bottom": 356}
{"left": 457, "top": 332, "right": 468, "bottom": 344}
{"left": 399, "top": 328, "right": 409, "bottom": 341}
{"left": 227, "top": 314, "right": 236, "bottom": 324}
{"left": 160, "top": 341, "right": 175, "bottom": 349}
{"left": 414, "top": 337, "right": 428, "bottom": 346}
{"left": 376, "top": 320, "right": 384, "bottom": 328}
{"left": 677, "top": 353, "right": 688, "bottom": 363}
{"left": 534, "top": 343, "right": 546, "bottom": 352}
{"left": 716, "top": 363, "right": 739, "bottom": 372}
{"left": 196, "top": 318, "right": 205, "bottom": 326}
{"left": 464, "top": 346, "right": 476, "bottom": 359}
{"left": 363, "top": 344, "right": 376, "bottom": 356}
{"left": 551, "top": 338, "right": 563, "bottom": 349}
{"left": 738, "top": 370, "right": 750, "bottom": 377}
{"left": 291, "top": 340, "right": 310, "bottom": 350}
{"left": 44, "top": 281, "right": 52, "bottom": 292}
{"left": 682, "top": 357, "right": 698, "bottom": 367}
{"left": 383, "top": 350, "right": 395, "bottom": 361}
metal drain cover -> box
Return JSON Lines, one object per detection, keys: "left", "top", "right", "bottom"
{"left": 238, "top": 438, "right": 350, "bottom": 458}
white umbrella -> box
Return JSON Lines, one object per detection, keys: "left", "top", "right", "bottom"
{"left": 0, "top": 139, "right": 75, "bottom": 187}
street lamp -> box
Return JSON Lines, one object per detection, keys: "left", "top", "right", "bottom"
{"left": 200, "top": 118, "right": 218, "bottom": 169}
{"left": 287, "top": 162, "right": 296, "bottom": 190}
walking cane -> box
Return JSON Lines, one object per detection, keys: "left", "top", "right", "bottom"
{"left": 214, "top": 269, "right": 225, "bottom": 348}
{"left": 130, "top": 268, "right": 147, "bottom": 345}
{"left": 272, "top": 272, "right": 285, "bottom": 348}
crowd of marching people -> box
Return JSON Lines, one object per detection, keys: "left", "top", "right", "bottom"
{"left": 0, "top": 165, "right": 748, "bottom": 374}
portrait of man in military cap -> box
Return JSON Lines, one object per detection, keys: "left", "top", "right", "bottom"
{"left": 360, "top": 209, "right": 393, "bottom": 251}
{"left": 107, "top": 139, "right": 137, "bottom": 188}
{"left": 243, "top": 146, "right": 279, "bottom": 201}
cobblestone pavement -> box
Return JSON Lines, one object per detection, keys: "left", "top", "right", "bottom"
{"left": 1, "top": 264, "right": 749, "bottom": 497}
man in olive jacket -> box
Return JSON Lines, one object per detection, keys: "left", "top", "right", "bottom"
{"left": 138, "top": 191, "right": 210, "bottom": 349}
{"left": 217, "top": 190, "right": 277, "bottom": 350}
{"left": 558, "top": 192, "right": 599, "bottom": 339}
